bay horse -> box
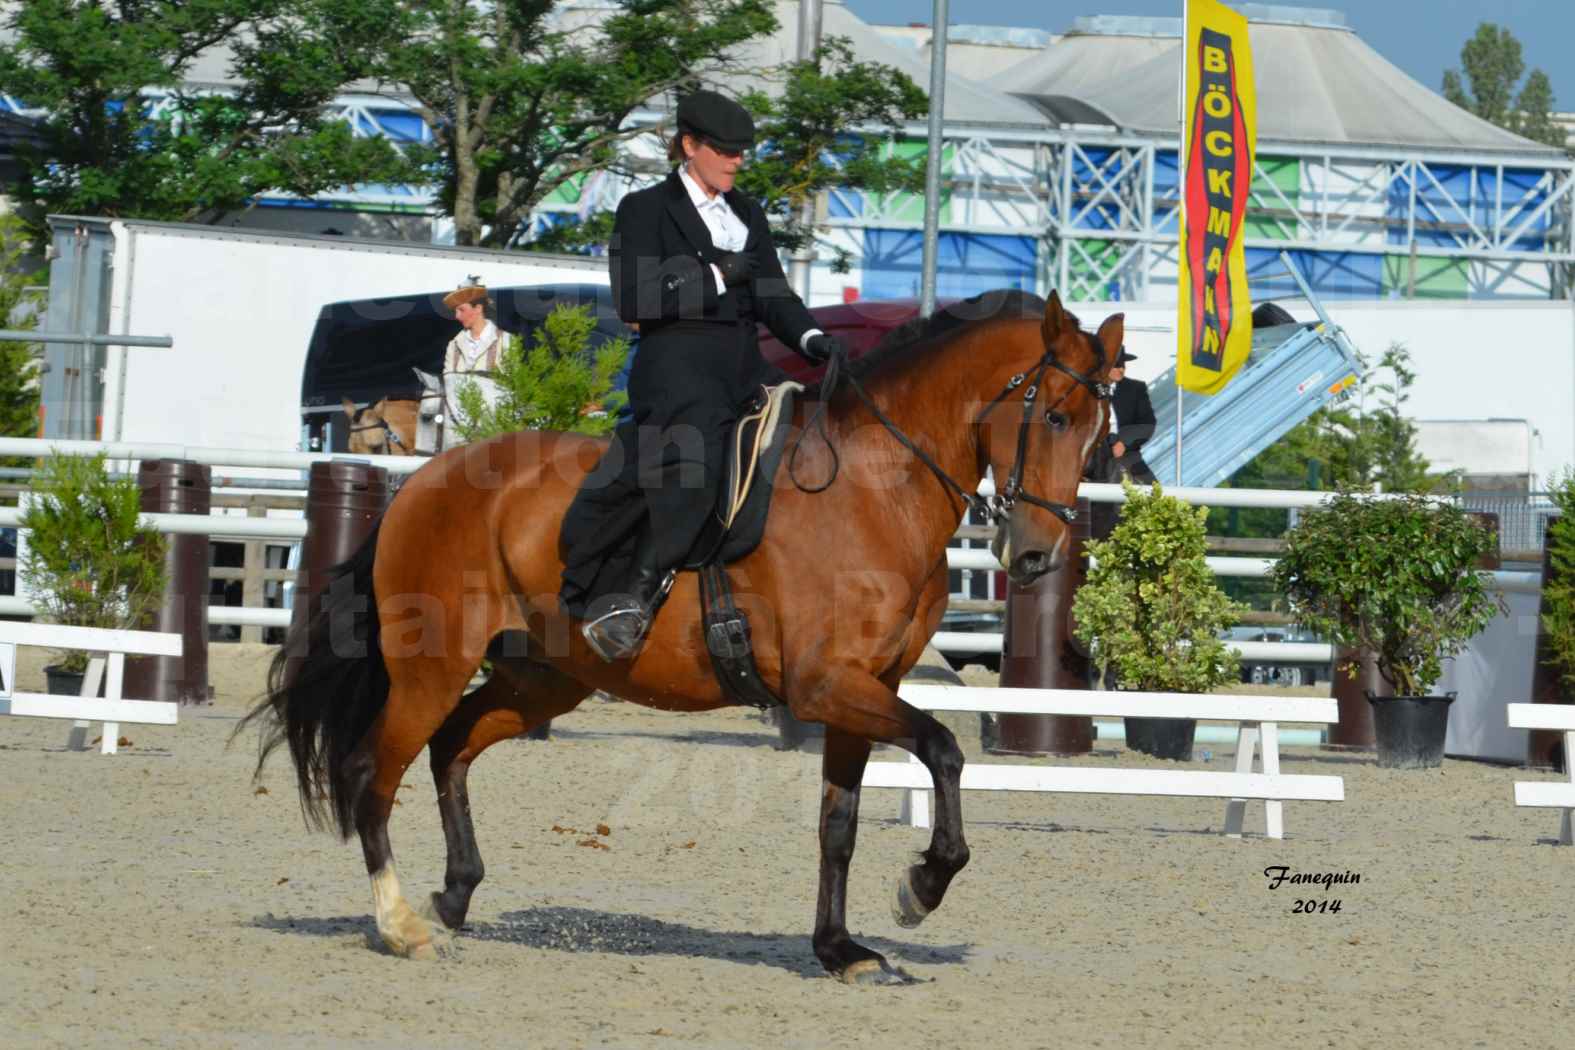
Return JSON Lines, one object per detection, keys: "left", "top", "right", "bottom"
{"left": 244, "top": 291, "right": 1120, "bottom": 984}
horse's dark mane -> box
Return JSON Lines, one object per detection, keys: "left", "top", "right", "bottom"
{"left": 804, "top": 289, "right": 1053, "bottom": 399}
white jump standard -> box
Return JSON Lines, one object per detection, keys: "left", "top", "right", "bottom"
{"left": 1506, "top": 703, "right": 1575, "bottom": 845}
{"left": 866, "top": 685, "right": 1345, "bottom": 839}
{"left": 0, "top": 621, "right": 181, "bottom": 754}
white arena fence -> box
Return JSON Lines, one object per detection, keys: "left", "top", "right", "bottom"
{"left": 866, "top": 684, "right": 1343, "bottom": 839}
{"left": 0, "top": 437, "right": 1544, "bottom": 641}
{"left": 0, "top": 621, "right": 181, "bottom": 754}
{"left": 1506, "top": 704, "right": 1575, "bottom": 846}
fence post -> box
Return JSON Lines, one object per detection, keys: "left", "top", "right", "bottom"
{"left": 240, "top": 496, "right": 266, "bottom": 644}
{"left": 1327, "top": 647, "right": 1382, "bottom": 748}
{"left": 124, "top": 459, "right": 212, "bottom": 705}
{"left": 286, "top": 461, "right": 389, "bottom": 683}
{"left": 1530, "top": 515, "right": 1569, "bottom": 771}
{"left": 991, "top": 497, "right": 1094, "bottom": 755}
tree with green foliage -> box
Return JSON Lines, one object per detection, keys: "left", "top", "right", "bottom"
{"left": 19, "top": 453, "right": 167, "bottom": 673}
{"left": 1274, "top": 490, "right": 1500, "bottom": 696}
{"left": 451, "top": 304, "right": 630, "bottom": 443}
{"left": 1443, "top": 23, "right": 1564, "bottom": 150}
{"left": 281, "top": 0, "right": 775, "bottom": 249}
{"left": 0, "top": 1, "right": 416, "bottom": 243}
{"left": 729, "top": 37, "right": 928, "bottom": 266}
{"left": 1072, "top": 481, "right": 1244, "bottom": 693}
{"left": 527, "top": 35, "right": 928, "bottom": 259}
{"left": 0, "top": 214, "right": 44, "bottom": 464}
{"left": 1537, "top": 471, "right": 1575, "bottom": 702}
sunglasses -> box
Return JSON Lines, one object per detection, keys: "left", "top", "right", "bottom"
{"left": 700, "top": 139, "right": 747, "bottom": 160}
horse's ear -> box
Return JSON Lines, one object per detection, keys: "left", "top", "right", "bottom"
{"left": 1095, "top": 313, "right": 1125, "bottom": 368}
{"left": 1042, "top": 290, "right": 1067, "bottom": 347}
{"left": 369, "top": 398, "right": 386, "bottom": 412}
{"left": 341, "top": 396, "right": 357, "bottom": 419}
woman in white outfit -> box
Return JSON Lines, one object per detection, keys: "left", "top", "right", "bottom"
{"left": 440, "top": 281, "right": 504, "bottom": 446}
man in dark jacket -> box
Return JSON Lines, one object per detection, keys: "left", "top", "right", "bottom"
{"left": 1105, "top": 348, "right": 1157, "bottom": 484}
{"left": 560, "top": 89, "right": 843, "bottom": 660}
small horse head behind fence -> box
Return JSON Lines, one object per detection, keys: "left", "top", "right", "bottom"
{"left": 342, "top": 371, "right": 446, "bottom": 456}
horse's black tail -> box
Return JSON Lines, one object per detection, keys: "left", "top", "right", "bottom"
{"left": 236, "top": 519, "right": 388, "bottom": 839}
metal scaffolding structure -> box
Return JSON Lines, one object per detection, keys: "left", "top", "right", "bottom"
{"left": 8, "top": 89, "right": 1571, "bottom": 302}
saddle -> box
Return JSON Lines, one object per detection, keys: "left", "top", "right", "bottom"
{"left": 691, "top": 381, "right": 803, "bottom": 710}
{"left": 684, "top": 380, "right": 804, "bottom": 569}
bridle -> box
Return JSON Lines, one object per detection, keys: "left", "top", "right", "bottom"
{"left": 789, "top": 339, "right": 1111, "bottom": 526}
{"left": 973, "top": 348, "right": 1111, "bottom": 524}
{"left": 348, "top": 411, "right": 416, "bottom": 455}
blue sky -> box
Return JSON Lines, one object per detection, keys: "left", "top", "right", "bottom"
{"left": 842, "top": 1, "right": 1575, "bottom": 112}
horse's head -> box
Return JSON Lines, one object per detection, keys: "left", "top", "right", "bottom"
{"left": 982, "top": 291, "right": 1121, "bottom": 585}
{"left": 343, "top": 396, "right": 395, "bottom": 456}
{"left": 411, "top": 367, "right": 444, "bottom": 405}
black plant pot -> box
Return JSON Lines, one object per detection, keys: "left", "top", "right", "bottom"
{"left": 44, "top": 664, "right": 99, "bottom": 697}
{"left": 1367, "top": 693, "right": 1454, "bottom": 769}
{"left": 1124, "top": 716, "right": 1197, "bottom": 761}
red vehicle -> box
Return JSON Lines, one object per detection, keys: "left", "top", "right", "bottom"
{"left": 758, "top": 296, "right": 1005, "bottom": 669}
{"left": 756, "top": 298, "right": 933, "bottom": 379}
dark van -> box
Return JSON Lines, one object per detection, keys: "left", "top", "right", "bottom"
{"left": 299, "top": 282, "right": 628, "bottom": 452}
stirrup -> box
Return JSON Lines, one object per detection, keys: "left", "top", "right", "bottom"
{"left": 582, "top": 603, "right": 650, "bottom": 663}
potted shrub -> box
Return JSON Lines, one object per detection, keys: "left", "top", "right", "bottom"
{"left": 1072, "top": 482, "right": 1244, "bottom": 760}
{"left": 1272, "top": 489, "right": 1499, "bottom": 769}
{"left": 18, "top": 453, "right": 166, "bottom": 694}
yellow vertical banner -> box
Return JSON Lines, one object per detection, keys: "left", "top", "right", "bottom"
{"left": 1176, "top": 0, "right": 1257, "bottom": 395}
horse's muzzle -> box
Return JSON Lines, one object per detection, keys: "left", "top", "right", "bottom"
{"left": 1006, "top": 549, "right": 1060, "bottom": 585}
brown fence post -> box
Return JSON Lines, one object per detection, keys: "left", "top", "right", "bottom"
{"left": 1529, "top": 516, "right": 1568, "bottom": 771}
{"left": 1327, "top": 647, "right": 1382, "bottom": 748}
{"left": 125, "top": 459, "right": 212, "bottom": 705}
{"left": 286, "top": 462, "right": 389, "bottom": 683}
{"left": 991, "top": 498, "right": 1095, "bottom": 755}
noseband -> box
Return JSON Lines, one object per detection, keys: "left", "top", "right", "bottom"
{"left": 789, "top": 341, "right": 1110, "bottom": 527}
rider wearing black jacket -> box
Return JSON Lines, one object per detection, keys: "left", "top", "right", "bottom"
{"left": 563, "top": 89, "right": 844, "bottom": 661}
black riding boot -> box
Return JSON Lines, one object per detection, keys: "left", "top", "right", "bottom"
{"left": 582, "top": 532, "right": 676, "bottom": 662}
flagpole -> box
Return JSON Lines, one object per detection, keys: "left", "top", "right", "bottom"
{"left": 1175, "top": 0, "right": 1188, "bottom": 485}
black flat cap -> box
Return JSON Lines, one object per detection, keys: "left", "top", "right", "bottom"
{"left": 1115, "top": 348, "right": 1138, "bottom": 365}
{"left": 676, "top": 89, "right": 755, "bottom": 152}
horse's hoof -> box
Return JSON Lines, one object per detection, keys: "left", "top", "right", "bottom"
{"left": 840, "top": 958, "right": 919, "bottom": 987}
{"left": 403, "top": 923, "right": 453, "bottom": 961}
{"left": 405, "top": 936, "right": 442, "bottom": 962}
{"left": 384, "top": 904, "right": 454, "bottom": 960}
{"left": 418, "top": 892, "right": 463, "bottom": 932}
{"left": 892, "top": 869, "right": 933, "bottom": 929}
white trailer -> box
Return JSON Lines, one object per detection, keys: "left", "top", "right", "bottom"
{"left": 40, "top": 215, "right": 607, "bottom": 453}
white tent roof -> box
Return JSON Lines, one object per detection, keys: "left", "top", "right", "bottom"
{"left": 995, "top": 8, "right": 1561, "bottom": 157}
{"left": 719, "top": 2, "right": 1050, "bottom": 130}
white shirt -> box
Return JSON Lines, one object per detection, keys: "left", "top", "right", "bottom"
{"left": 446, "top": 320, "right": 500, "bottom": 374}
{"left": 679, "top": 165, "right": 749, "bottom": 258}
{"left": 679, "top": 164, "right": 823, "bottom": 355}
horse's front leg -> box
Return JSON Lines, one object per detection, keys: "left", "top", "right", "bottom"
{"left": 890, "top": 703, "right": 970, "bottom": 929}
{"left": 813, "top": 729, "right": 915, "bottom": 985}
{"left": 798, "top": 677, "right": 970, "bottom": 977}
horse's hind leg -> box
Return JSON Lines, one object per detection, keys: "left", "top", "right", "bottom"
{"left": 355, "top": 672, "right": 476, "bottom": 960}
{"left": 425, "top": 656, "right": 592, "bottom": 931}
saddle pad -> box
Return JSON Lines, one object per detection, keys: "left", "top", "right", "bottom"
{"left": 684, "top": 380, "right": 804, "bottom": 569}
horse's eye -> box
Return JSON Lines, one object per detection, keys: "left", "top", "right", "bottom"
{"left": 1044, "top": 410, "right": 1069, "bottom": 431}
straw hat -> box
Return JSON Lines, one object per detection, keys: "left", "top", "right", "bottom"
{"left": 443, "top": 278, "right": 489, "bottom": 310}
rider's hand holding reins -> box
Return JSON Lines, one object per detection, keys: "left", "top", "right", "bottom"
{"left": 802, "top": 333, "right": 847, "bottom": 365}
